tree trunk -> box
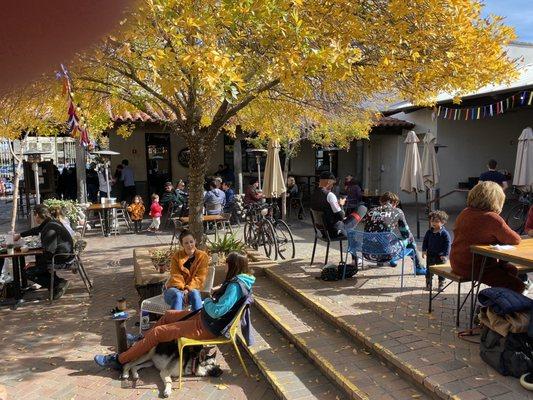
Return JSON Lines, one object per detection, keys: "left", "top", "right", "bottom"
{"left": 10, "top": 137, "right": 27, "bottom": 232}
{"left": 186, "top": 134, "right": 208, "bottom": 245}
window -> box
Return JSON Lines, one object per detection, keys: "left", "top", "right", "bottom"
{"left": 315, "top": 148, "right": 338, "bottom": 176}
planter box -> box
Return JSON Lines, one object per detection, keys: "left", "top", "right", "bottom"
{"left": 133, "top": 246, "right": 170, "bottom": 304}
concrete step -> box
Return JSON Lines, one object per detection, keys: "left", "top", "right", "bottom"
{"left": 254, "top": 276, "right": 431, "bottom": 400}
{"left": 242, "top": 308, "right": 345, "bottom": 400}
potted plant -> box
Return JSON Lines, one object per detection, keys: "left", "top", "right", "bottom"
{"left": 43, "top": 198, "right": 84, "bottom": 227}
{"left": 205, "top": 234, "right": 246, "bottom": 292}
{"left": 208, "top": 233, "right": 246, "bottom": 261}
{"left": 149, "top": 248, "right": 173, "bottom": 273}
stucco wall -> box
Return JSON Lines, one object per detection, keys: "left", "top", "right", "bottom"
{"left": 437, "top": 108, "right": 532, "bottom": 208}
{"left": 108, "top": 127, "right": 224, "bottom": 183}
{"left": 390, "top": 107, "right": 533, "bottom": 209}
{"left": 289, "top": 141, "right": 315, "bottom": 176}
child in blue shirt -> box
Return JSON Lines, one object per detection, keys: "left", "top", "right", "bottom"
{"left": 422, "top": 210, "right": 451, "bottom": 291}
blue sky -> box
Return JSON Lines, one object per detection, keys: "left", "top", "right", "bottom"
{"left": 482, "top": 0, "right": 533, "bottom": 42}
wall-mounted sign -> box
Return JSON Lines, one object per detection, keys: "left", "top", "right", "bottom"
{"left": 178, "top": 147, "right": 190, "bottom": 168}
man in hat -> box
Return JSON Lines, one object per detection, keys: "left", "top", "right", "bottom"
{"left": 310, "top": 171, "right": 366, "bottom": 238}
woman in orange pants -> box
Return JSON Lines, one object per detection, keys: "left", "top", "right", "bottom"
{"left": 94, "top": 252, "right": 255, "bottom": 369}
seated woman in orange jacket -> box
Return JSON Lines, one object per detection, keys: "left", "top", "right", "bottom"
{"left": 163, "top": 230, "right": 208, "bottom": 311}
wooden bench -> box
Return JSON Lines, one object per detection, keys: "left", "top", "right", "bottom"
{"left": 428, "top": 263, "right": 473, "bottom": 327}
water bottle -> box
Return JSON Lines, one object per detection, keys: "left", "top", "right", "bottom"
{"left": 141, "top": 311, "right": 150, "bottom": 331}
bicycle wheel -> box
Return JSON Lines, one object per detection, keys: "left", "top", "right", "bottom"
{"left": 243, "top": 221, "right": 258, "bottom": 250}
{"left": 260, "top": 219, "right": 278, "bottom": 259}
{"left": 274, "top": 220, "right": 295, "bottom": 259}
{"left": 505, "top": 203, "right": 528, "bottom": 234}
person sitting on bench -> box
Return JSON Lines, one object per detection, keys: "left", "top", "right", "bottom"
{"left": 450, "top": 181, "right": 525, "bottom": 293}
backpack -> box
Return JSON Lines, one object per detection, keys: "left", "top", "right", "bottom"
{"left": 319, "top": 262, "right": 359, "bottom": 281}
{"left": 480, "top": 326, "right": 533, "bottom": 377}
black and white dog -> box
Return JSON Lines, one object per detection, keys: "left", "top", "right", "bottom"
{"left": 121, "top": 342, "right": 223, "bottom": 398}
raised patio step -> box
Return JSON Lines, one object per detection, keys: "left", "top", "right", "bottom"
{"left": 242, "top": 309, "right": 344, "bottom": 400}
{"left": 264, "top": 260, "right": 527, "bottom": 400}
{"left": 253, "top": 276, "right": 430, "bottom": 400}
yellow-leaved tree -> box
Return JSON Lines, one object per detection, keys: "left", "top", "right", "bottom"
{"left": 66, "top": 0, "right": 516, "bottom": 240}
{"left": 0, "top": 78, "right": 110, "bottom": 230}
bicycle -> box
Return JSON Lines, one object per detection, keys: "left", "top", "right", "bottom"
{"left": 266, "top": 202, "right": 296, "bottom": 260}
{"left": 505, "top": 190, "right": 532, "bottom": 234}
{"left": 243, "top": 203, "right": 278, "bottom": 259}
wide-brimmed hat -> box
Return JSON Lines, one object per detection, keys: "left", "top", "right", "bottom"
{"left": 319, "top": 171, "right": 336, "bottom": 180}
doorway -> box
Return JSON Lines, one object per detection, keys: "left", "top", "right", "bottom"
{"left": 145, "top": 133, "right": 171, "bottom": 198}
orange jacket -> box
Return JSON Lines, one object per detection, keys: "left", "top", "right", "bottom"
{"left": 127, "top": 203, "right": 145, "bottom": 221}
{"left": 167, "top": 249, "right": 209, "bottom": 291}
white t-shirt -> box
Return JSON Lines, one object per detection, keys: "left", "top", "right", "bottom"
{"left": 326, "top": 192, "right": 342, "bottom": 214}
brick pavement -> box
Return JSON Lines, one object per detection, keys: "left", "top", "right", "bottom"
{"left": 0, "top": 208, "right": 277, "bottom": 400}
{"left": 2, "top": 198, "right": 532, "bottom": 399}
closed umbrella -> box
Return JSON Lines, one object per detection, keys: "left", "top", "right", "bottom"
{"left": 262, "top": 140, "right": 286, "bottom": 198}
{"left": 400, "top": 131, "right": 425, "bottom": 238}
{"left": 513, "top": 127, "right": 533, "bottom": 192}
{"left": 422, "top": 132, "right": 440, "bottom": 189}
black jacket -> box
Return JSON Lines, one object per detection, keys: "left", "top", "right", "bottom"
{"left": 22, "top": 219, "right": 74, "bottom": 265}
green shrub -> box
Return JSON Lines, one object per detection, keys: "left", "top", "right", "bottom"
{"left": 208, "top": 233, "right": 246, "bottom": 255}
{"left": 43, "top": 198, "right": 82, "bottom": 226}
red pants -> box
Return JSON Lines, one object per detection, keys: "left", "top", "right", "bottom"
{"left": 118, "top": 310, "right": 216, "bottom": 364}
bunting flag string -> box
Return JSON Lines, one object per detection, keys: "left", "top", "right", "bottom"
{"left": 432, "top": 90, "right": 533, "bottom": 121}
{"left": 57, "top": 64, "right": 93, "bottom": 149}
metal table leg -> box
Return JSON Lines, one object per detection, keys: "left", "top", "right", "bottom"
{"left": 469, "top": 255, "right": 487, "bottom": 330}
{"left": 103, "top": 209, "right": 110, "bottom": 237}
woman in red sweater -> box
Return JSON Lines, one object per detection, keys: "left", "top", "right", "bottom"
{"left": 450, "top": 181, "right": 523, "bottom": 293}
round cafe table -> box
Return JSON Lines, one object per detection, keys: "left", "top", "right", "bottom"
{"left": 86, "top": 202, "right": 123, "bottom": 237}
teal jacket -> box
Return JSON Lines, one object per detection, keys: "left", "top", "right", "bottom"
{"left": 203, "top": 274, "right": 255, "bottom": 319}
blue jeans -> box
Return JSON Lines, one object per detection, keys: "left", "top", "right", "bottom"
{"left": 163, "top": 287, "right": 202, "bottom": 311}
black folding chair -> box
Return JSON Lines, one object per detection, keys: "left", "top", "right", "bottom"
{"left": 49, "top": 240, "right": 92, "bottom": 303}
{"left": 309, "top": 209, "right": 346, "bottom": 265}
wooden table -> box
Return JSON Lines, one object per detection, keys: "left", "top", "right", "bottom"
{"left": 86, "top": 202, "right": 123, "bottom": 237}
{"left": 0, "top": 247, "right": 43, "bottom": 309}
{"left": 173, "top": 214, "right": 227, "bottom": 243}
{"left": 469, "top": 237, "right": 533, "bottom": 329}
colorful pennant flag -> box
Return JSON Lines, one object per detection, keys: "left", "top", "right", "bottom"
{"left": 432, "top": 90, "right": 532, "bottom": 121}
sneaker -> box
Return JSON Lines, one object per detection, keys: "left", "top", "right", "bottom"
{"left": 53, "top": 280, "right": 70, "bottom": 300}
{"left": 126, "top": 333, "right": 144, "bottom": 346}
{"left": 415, "top": 267, "right": 427, "bottom": 276}
{"left": 94, "top": 353, "right": 122, "bottom": 370}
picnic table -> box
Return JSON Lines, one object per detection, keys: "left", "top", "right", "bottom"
{"left": 469, "top": 237, "right": 533, "bottom": 329}
{"left": 0, "top": 247, "right": 43, "bottom": 309}
{"left": 86, "top": 202, "right": 123, "bottom": 237}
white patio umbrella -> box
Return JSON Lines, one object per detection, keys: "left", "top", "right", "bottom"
{"left": 513, "top": 126, "right": 533, "bottom": 192}
{"left": 262, "top": 140, "right": 286, "bottom": 198}
{"left": 421, "top": 132, "right": 440, "bottom": 190}
{"left": 400, "top": 131, "right": 425, "bottom": 238}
